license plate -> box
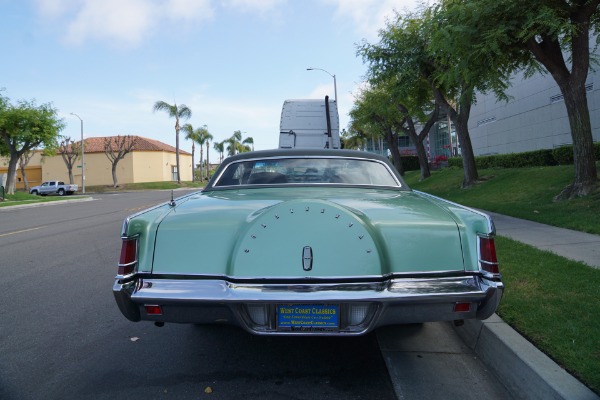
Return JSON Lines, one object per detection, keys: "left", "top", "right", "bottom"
{"left": 277, "top": 304, "right": 339, "bottom": 330}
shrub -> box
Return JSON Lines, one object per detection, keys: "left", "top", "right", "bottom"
{"left": 401, "top": 155, "right": 420, "bottom": 171}
{"left": 552, "top": 146, "right": 574, "bottom": 165}
{"left": 448, "top": 142, "right": 600, "bottom": 169}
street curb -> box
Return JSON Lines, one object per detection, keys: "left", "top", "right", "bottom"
{"left": 0, "top": 196, "right": 95, "bottom": 211}
{"left": 454, "top": 314, "right": 599, "bottom": 400}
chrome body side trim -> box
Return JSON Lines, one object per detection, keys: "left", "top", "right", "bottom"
{"left": 413, "top": 190, "right": 496, "bottom": 234}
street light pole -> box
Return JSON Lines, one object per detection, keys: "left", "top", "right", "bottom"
{"left": 306, "top": 67, "right": 337, "bottom": 103}
{"left": 70, "top": 113, "right": 85, "bottom": 194}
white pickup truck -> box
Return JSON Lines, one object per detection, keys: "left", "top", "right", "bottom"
{"left": 30, "top": 181, "right": 78, "bottom": 196}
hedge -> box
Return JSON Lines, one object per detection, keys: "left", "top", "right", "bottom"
{"left": 448, "top": 142, "right": 600, "bottom": 168}
{"left": 401, "top": 155, "right": 421, "bottom": 171}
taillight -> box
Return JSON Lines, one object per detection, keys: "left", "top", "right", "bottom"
{"left": 479, "top": 236, "right": 499, "bottom": 274}
{"left": 118, "top": 237, "right": 138, "bottom": 276}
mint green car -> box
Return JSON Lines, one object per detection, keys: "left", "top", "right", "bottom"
{"left": 113, "top": 149, "right": 503, "bottom": 335}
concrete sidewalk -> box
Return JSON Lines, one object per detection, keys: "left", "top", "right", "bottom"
{"left": 453, "top": 211, "right": 600, "bottom": 399}
{"left": 487, "top": 211, "right": 600, "bottom": 269}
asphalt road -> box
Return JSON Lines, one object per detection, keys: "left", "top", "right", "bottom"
{"left": 0, "top": 191, "right": 511, "bottom": 400}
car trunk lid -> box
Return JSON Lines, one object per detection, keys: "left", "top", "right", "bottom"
{"left": 151, "top": 189, "right": 464, "bottom": 278}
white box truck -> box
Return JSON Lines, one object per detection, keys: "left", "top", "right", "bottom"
{"left": 279, "top": 96, "right": 340, "bottom": 149}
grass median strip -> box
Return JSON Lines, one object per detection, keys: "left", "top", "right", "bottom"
{"left": 495, "top": 236, "right": 600, "bottom": 394}
{"left": 405, "top": 165, "right": 600, "bottom": 394}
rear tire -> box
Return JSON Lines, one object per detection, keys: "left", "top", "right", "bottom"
{"left": 58, "top": 189, "right": 65, "bottom": 196}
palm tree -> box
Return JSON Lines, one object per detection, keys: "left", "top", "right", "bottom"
{"left": 225, "top": 130, "right": 254, "bottom": 156}
{"left": 182, "top": 123, "right": 200, "bottom": 181}
{"left": 200, "top": 127, "right": 214, "bottom": 180}
{"left": 214, "top": 141, "right": 225, "bottom": 163}
{"left": 225, "top": 130, "right": 243, "bottom": 156}
{"left": 196, "top": 126, "right": 213, "bottom": 181}
{"left": 242, "top": 136, "right": 254, "bottom": 151}
{"left": 152, "top": 101, "right": 192, "bottom": 183}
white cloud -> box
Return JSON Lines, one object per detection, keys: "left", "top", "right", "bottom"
{"left": 33, "top": 0, "right": 214, "bottom": 47}
{"left": 165, "top": 0, "right": 214, "bottom": 22}
{"left": 324, "top": 0, "right": 420, "bottom": 40}
{"left": 35, "top": 0, "right": 73, "bottom": 18}
{"left": 64, "top": 0, "right": 155, "bottom": 46}
{"left": 308, "top": 83, "right": 336, "bottom": 100}
{"left": 221, "top": 0, "right": 286, "bottom": 14}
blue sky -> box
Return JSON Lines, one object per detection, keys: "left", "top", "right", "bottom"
{"left": 1, "top": 0, "right": 420, "bottom": 152}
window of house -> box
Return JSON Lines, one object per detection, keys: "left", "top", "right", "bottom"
{"left": 171, "top": 166, "right": 178, "bottom": 181}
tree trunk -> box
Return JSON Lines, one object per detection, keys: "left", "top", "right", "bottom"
{"left": 5, "top": 154, "right": 19, "bottom": 194}
{"left": 521, "top": 7, "right": 598, "bottom": 199}
{"left": 554, "top": 80, "right": 598, "bottom": 199}
{"left": 436, "top": 88, "right": 478, "bottom": 187}
{"left": 415, "top": 140, "right": 430, "bottom": 180}
{"left": 112, "top": 162, "right": 118, "bottom": 188}
{"left": 385, "top": 128, "right": 404, "bottom": 175}
{"left": 191, "top": 143, "right": 195, "bottom": 182}
{"left": 175, "top": 128, "right": 181, "bottom": 183}
{"left": 399, "top": 103, "right": 438, "bottom": 181}
{"left": 454, "top": 113, "right": 478, "bottom": 187}
{"left": 206, "top": 143, "right": 210, "bottom": 181}
{"left": 199, "top": 147, "right": 204, "bottom": 182}
{"left": 20, "top": 163, "right": 30, "bottom": 191}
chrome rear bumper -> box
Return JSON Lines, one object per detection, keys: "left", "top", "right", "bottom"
{"left": 113, "top": 275, "right": 503, "bottom": 335}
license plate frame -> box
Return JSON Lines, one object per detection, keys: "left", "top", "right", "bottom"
{"left": 277, "top": 304, "right": 339, "bottom": 331}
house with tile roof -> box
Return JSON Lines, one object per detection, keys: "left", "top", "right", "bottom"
{"left": 1, "top": 135, "right": 192, "bottom": 189}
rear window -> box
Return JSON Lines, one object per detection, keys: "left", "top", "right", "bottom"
{"left": 213, "top": 157, "right": 400, "bottom": 188}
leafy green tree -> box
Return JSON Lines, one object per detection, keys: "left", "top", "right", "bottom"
{"left": 436, "top": 0, "right": 599, "bottom": 199}
{"left": 350, "top": 85, "right": 406, "bottom": 175}
{"left": 341, "top": 126, "right": 368, "bottom": 150}
{"left": 359, "top": 9, "right": 513, "bottom": 187}
{"left": 152, "top": 101, "right": 192, "bottom": 183}
{"left": 0, "top": 94, "right": 63, "bottom": 194}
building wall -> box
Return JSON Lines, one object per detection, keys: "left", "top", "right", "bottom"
{"left": 0, "top": 151, "right": 44, "bottom": 189}
{"left": 132, "top": 151, "right": 192, "bottom": 182}
{"left": 467, "top": 70, "right": 599, "bottom": 155}
{"left": 2, "top": 147, "right": 192, "bottom": 189}
{"left": 37, "top": 151, "right": 192, "bottom": 187}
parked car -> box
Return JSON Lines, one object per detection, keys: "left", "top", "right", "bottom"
{"left": 113, "top": 149, "right": 503, "bottom": 335}
{"left": 30, "top": 181, "right": 78, "bottom": 196}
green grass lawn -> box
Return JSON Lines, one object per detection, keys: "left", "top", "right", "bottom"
{"left": 405, "top": 165, "right": 600, "bottom": 393}
{"left": 496, "top": 236, "right": 600, "bottom": 393}
{"left": 0, "top": 190, "right": 80, "bottom": 207}
{"left": 403, "top": 165, "right": 600, "bottom": 234}
{"left": 0, "top": 181, "right": 205, "bottom": 207}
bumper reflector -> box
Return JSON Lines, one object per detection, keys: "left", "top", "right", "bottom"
{"left": 144, "top": 305, "right": 163, "bottom": 315}
{"left": 453, "top": 303, "right": 471, "bottom": 313}
{"left": 246, "top": 305, "right": 267, "bottom": 325}
{"left": 348, "top": 304, "right": 370, "bottom": 326}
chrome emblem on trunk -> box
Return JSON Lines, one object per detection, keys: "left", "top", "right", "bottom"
{"left": 302, "top": 246, "right": 313, "bottom": 271}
